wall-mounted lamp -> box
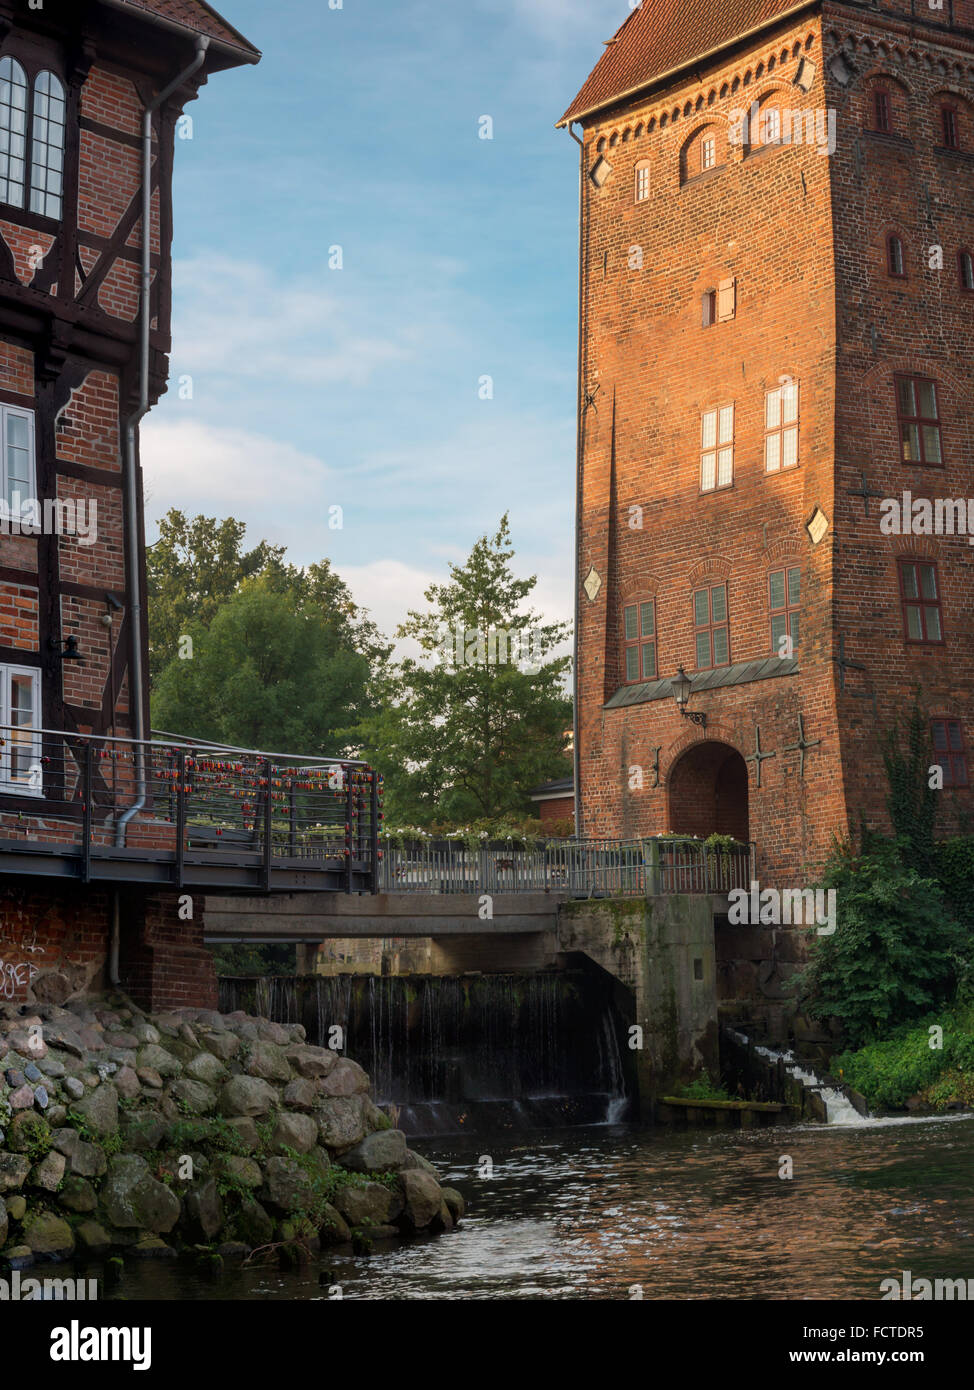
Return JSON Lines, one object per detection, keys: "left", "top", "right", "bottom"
{"left": 51, "top": 635, "right": 84, "bottom": 661}
{"left": 671, "top": 666, "right": 706, "bottom": 727}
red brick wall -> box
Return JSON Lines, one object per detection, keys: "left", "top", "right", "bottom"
{"left": 0, "top": 885, "right": 216, "bottom": 1011}
{"left": 573, "top": 7, "right": 974, "bottom": 885}
{"left": 537, "top": 796, "right": 575, "bottom": 826}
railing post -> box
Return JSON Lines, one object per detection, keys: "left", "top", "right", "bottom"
{"left": 175, "top": 748, "right": 186, "bottom": 891}
{"left": 344, "top": 765, "right": 354, "bottom": 893}
{"left": 288, "top": 778, "right": 297, "bottom": 858}
{"left": 369, "top": 770, "right": 379, "bottom": 894}
{"left": 81, "top": 742, "right": 92, "bottom": 883}
{"left": 262, "top": 758, "right": 273, "bottom": 892}
{"left": 644, "top": 838, "right": 660, "bottom": 897}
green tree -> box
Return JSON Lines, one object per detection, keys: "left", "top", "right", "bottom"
{"left": 359, "top": 515, "right": 572, "bottom": 824}
{"left": 151, "top": 577, "right": 373, "bottom": 756}
{"left": 147, "top": 510, "right": 284, "bottom": 679}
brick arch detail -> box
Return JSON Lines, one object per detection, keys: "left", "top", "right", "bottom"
{"left": 761, "top": 536, "right": 806, "bottom": 567}
{"left": 686, "top": 555, "right": 733, "bottom": 588}
{"left": 663, "top": 722, "right": 742, "bottom": 778}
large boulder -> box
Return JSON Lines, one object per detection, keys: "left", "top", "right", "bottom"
{"left": 136, "top": 1044, "right": 182, "bottom": 1078}
{"left": 270, "top": 1113, "right": 318, "bottom": 1155}
{"left": 22, "top": 1210, "right": 75, "bottom": 1260}
{"left": 168, "top": 1079, "right": 217, "bottom": 1116}
{"left": 182, "top": 1177, "right": 224, "bottom": 1242}
{"left": 234, "top": 1197, "right": 274, "bottom": 1248}
{"left": 29, "top": 1150, "right": 65, "bottom": 1193}
{"left": 99, "top": 1154, "right": 180, "bottom": 1234}
{"left": 318, "top": 1058, "right": 369, "bottom": 1097}
{"left": 212, "top": 1155, "right": 262, "bottom": 1190}
{"left": 185, "top": 1051, "right": 228, "bottom": 1087}
{"left": 261, "top": 1156, "right": 316, "bottom": 1214}
{"left": 336, "top": 1181, "right": 400, "bottom": 1227}
{"left": 441, "top": 1187, "right": 465, "bottom": 1223}
{"left": 0, "top": 1152, "right": 29, "bottom": 1193}
{"left": 285, "top": 1044, "right": 337, "bottom": 1080}
{"left": 219, "top": 1075, "right": 278, "bottom": 1118}
{"left": 74, "top": 1220, "right": 111, "bottom": 1257}
{"left": 398, "top": 1170, "right": 442, "bottom": 1231}
{"left": 6, "top": 1111, "right": 51, "bottom": 1154}
{"left": 72, "top": 1083, "right": 119, "bottom": 1136}
{"left": 58, "top": 1175, "right": 97, "bottom": 1213}
{"left": 244, "top": 1042, "right": 291, "bottom": 1083}
{"left": 339, "top": 1129, "right": 408, "bottom": 1174}
{"left": 315, "top": 1096, "right": 369, "bottom": 1152}
{"left": 202, "top": 1032, "right": 241, "bottom": 1063}
{"left": 0, "top": 1196, "right": 6, "bottom": 1247}
{"left": 51, "top": 1129, "right": 107, "bottom": 1179}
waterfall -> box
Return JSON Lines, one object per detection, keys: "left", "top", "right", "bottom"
{"left": 219, "top": 970, "right": 632, "bottom": 1135}
{"left": 726, "top": 1029, "right": 869, "bottom": 1126}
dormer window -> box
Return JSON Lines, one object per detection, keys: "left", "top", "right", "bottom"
{"left": 0, "top": 58, "right": 65, "bottom": 220}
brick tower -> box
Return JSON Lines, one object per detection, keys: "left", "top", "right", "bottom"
{"left": 560, "top": 0, "right": 974, "bottom": 897}
{"left": 0, "top": 1, "right": 257, "bottom": 1005}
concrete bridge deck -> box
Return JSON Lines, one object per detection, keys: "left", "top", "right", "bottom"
{"left": 203, "top": 891, "right": 566, "bottom": 942}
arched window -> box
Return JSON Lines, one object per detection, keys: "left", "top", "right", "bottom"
{"left": 960, "top": 249, "right": 974, "bottom": 293}
{"left": 634, "top": 160, "right": 650, "bottom": 203}
{"left": 0, "top": 57, "right": 28, "bottom": 210}
{"left": 887, "top": 234, "right": 905, "bottom": 277}
{"left": 29, "top": 72, "right": 65, "bottom": 219}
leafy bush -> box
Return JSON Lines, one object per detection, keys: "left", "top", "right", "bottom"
{"left": 834, "top": 1004, "right": 974, "bottom": 1109}
{"left": 795, "top": 838, "right": 966, "bottom": 1047}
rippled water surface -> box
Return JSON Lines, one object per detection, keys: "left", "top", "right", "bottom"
{"left": 108, "top": 1116, "right": 974, "bottom": 1301}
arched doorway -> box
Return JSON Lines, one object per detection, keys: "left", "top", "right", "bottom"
{"left": 667, "top": 741, "right": 749, "bottom": 843}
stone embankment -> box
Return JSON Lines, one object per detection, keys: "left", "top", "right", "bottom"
{"left": 0, "top": 996, "right": 463, "bottom": 1269}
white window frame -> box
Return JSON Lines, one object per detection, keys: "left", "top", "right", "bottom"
{"left": 701, "top": 136, "right": 716, "bottom": 171}
{"left": 634, "top": 163, "right": 650, "bottom": 202}
{"left": 765, "top": 380, "right": 800, "bottom": 473}
{"left": 0, "top": 663, "right": 42, "bottom": 795}
{"left": 1, "top": 404, "right": 36, "bottom": 520}
{"left": 701, "top": 404, "right": 735, "bottom": 492}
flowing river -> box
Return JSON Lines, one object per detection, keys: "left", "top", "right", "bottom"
{"left": 101, "top": 1114, "right": 974, "bottom": 1301}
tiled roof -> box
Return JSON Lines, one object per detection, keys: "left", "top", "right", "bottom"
{"left": 604, "top": 656, "right": 798, "bottom": 710}
{"left": 111, "top": 0, "right": 259, "bottom": 58}
{"left": 559, "top": 0, "right": 814, "bottom": 126}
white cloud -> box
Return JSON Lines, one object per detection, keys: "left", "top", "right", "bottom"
{"left": 140, "top": 418, "right": 334, "bottom": 514}
{"left": 169, "top": 255, "right": 416, "bottom": 389}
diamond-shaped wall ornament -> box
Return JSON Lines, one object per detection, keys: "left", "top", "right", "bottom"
{"left": 806, "top": 507, "right": 830, "bottom": 545}
{"left": 583, "top": 567, "right": 602, "bottom": 602}
{"left": 590, "top": 155, "right": 613, "bottom": 189}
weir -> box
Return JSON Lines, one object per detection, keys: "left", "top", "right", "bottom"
{"left": 218, "top": 970, "right": 632, "bottom": 1136}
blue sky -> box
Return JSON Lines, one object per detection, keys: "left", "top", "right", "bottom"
{"left": 141, "top": 0, "right": 629, "bottom": 642}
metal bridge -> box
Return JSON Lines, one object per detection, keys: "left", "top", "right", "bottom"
{"left": 0, "top": 725, "right": 379, "bottom": 894}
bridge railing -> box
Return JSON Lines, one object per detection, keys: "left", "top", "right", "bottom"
{"left": 0, "top": 723, "right": 383, "bottom": 890}
{"left": 378, "top": 836, "right": 754, "bottom": 897}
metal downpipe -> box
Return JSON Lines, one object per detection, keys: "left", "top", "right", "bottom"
{"left": 116, "top": 36, "right": 209, "bottom": 847}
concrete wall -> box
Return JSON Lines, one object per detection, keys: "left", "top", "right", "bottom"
{"left": 556, "top": 895, "right": 718, "bottom": 1106}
